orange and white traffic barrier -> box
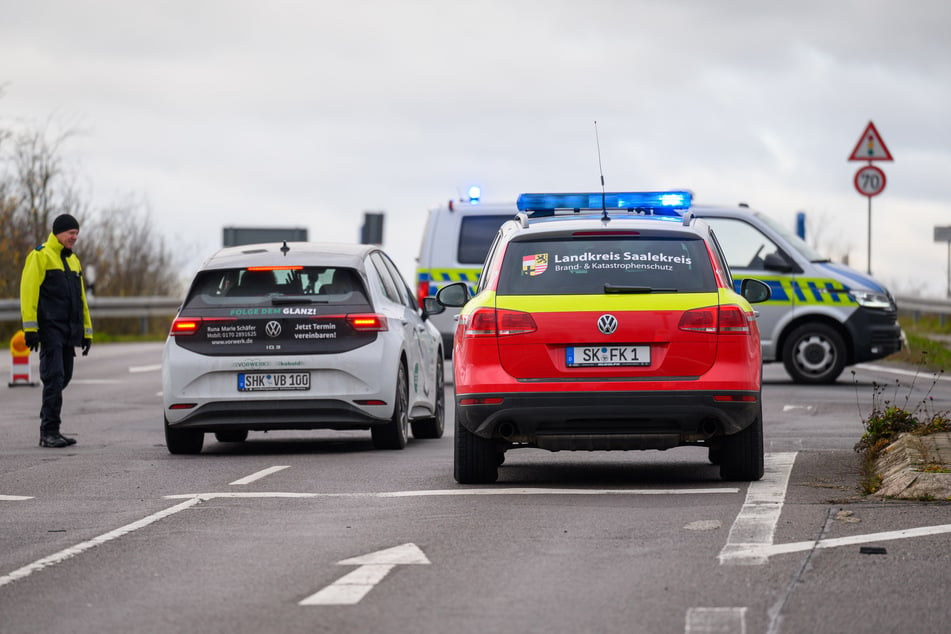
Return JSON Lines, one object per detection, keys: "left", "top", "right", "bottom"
{"left": 8, "top": 330, "right": 37, "bottom": 387}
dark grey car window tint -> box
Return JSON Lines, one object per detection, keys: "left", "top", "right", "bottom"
{"left": 497, "top": 237, "right": 715, "bottom": 295}
{"left": 457, "top": 215, "right": 511, "bottom": 264}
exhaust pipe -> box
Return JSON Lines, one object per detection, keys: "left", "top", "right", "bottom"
{"left": 498, "top": 422, "right": 520, "bottom": 441}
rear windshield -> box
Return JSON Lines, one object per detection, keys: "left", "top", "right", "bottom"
{"left": 183, "top": 266, "right": 369, "bottom": 308}
{"left": 497, "top": 237, "right": 716, "bottom": 295}
{"left": 457, "top": 215, "right": 512, "bottom": 264}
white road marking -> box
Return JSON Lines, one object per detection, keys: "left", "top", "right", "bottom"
{"left": 0, "top": 495, "right": 33, "bottom": 501}
{"left": 299, "top": 543, "right": 430, "bottom": 606}
{"left": 854, "top": 362, "right": 951, "bottom": 382}
{"left": 129, "top": 364, "right": 162, "bottom": 373}
{"left": 718, "top": 452, "right": 797, "bottom": 565}
{"left": 165, "top": 487, "right": 740, "bottom": 501}
{"left": 781, "top": 404, "right": 814, "bottom": 413}
{"left": 685, "top": 607, "right": 746, "bottom": 633}
{"left": 747, "top": 523, "right": 951, "bottom": 559}
{"left": 230, "top": 466, "right": 290, "bottom": 485}
{"left": 0, "top": 498, "right": 201, "bottom": 589}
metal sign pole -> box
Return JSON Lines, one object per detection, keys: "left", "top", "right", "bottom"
{"left": 867, "top": 195, "right": 872, "bottom": 275}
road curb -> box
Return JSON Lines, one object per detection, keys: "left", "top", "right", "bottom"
{"left": 873, "top": 432, "right": 951, "bottom": 500}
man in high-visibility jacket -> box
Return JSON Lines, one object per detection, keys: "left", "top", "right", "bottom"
{"left": 19, "top": 213, "right": 93, "bottom": 448}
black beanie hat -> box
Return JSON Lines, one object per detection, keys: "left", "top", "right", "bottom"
{"left": 52, "top": 214, "right": 80, "bottom": 235}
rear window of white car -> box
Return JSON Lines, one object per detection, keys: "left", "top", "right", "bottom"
{"left": 183, "top": 266, "right": 369, "bottom": 308}
{"left": 497, "top": 236, "right": 716, "bottom": 295}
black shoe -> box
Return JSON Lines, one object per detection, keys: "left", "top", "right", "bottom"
{"left": 59, "top": 434, "right": 77, "bottom": 446}
{"left": 39, "top": 435, "right": 70, "bottom": 448}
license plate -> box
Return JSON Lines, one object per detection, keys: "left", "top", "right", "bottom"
{"left": 237, "top": 372, "right": 310, "bottom": 391}
{"left": 566, "top": 345, "right": 651, "bottom": 367}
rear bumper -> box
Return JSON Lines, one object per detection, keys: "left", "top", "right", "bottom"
{"left": 165, "top": 399, "right": 389, "bottom": 431}
{"left": 455, "top": 390, "right": 760, "bottom": 450}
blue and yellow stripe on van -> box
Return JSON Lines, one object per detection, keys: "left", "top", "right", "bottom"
{"left": 416, "top": 268, "right": 483, "bottom": 296}
{"left": 736, "top": 276, "right": 857, "bottom": 306}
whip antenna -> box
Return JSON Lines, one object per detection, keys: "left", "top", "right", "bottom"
{"left": 594, "top": 120, "right": 608, "bottom": 220}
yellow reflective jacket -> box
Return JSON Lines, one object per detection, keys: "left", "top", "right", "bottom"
{"left": 20, "top": 233, "right": 93, "bottom": 346}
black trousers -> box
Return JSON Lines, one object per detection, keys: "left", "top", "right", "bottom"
{"left": 39, "top": 337, "right": 75, "bottom": 436}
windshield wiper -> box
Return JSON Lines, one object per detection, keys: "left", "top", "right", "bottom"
{"left": 604, "top": 284, "right": 677, "bottom": 294}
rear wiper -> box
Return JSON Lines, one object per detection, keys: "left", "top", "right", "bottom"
{"left": 604, "top": 284, "right": 678, "bottom": 294}
{"left": 270, "top": 296, "right": 330, "bottom": 305}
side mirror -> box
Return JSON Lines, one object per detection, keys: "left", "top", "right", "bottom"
{"left": 435, "top": 281, "right": 470, "bottom": 308}
{"left": 740, "top": 278, "right": 771, "bottom": 304}
{"left": 423, "top": 297, "right": 445, "bottom": 316}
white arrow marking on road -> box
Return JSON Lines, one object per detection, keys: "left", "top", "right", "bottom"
{"left": 298, "top": 543, "right": 430, "bottom": 606}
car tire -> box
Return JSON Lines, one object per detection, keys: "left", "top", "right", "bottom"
{"left": 454, "top": 410, "right": 499, "bottom": 484}
{"left": 371, "top": 362, "right": 409, "bottom": 450}
{"left": 215, "top": 430, "right": 249, "bottom": 443}
{"left": 719, "top": 410, "right": 764, "bottom": 481}
{"left": 165, "top": 417, "right": 204, "bottom": 455}
{"left": 411, "top": 356, "right": 445, "bottom": 439}
{"left": 782, "top": 323, "right": 847, "bottom": 384}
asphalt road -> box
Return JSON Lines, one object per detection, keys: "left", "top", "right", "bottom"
{"left": 1, "top": 343, "right": 950, "bottom": 634}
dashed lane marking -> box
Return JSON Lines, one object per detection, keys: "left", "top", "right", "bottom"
{"left": 230, "top": 466, "right": 290, "bottom": 485}
{"left": 129, "top": 364, "right": 162, "bottom": 373}
{"left": 685, "top": 607, "right": 746, "bottom": 633}
{"left": 0, "top": 495, "right": 33, "bottom": 501}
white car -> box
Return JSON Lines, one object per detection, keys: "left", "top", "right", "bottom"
{"left": 162, "top": 242, "right": 445, "bottom": 454}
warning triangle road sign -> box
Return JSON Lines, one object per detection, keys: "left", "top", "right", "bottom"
{"left": 848, "top": 121, "right": 893, "bottom": 161}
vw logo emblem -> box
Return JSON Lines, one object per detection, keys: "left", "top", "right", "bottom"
{"left": 597, "top": 314, "right": 618, "bottom": 335}
{"left": 265, "top": 321, "right": 282, "bottom": 337}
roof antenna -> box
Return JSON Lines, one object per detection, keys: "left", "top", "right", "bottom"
{"left": 594, "top": 120, "right": 608, "bottom": 221}
{"left": 280, "top": 241, "right": 290, "bottom": 257}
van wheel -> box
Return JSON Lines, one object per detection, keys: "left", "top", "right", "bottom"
{"left": 454, "top": 411, "right": 499, "bottom": 484}
{"left": 719, "top": 411, "right": 764, "bottom": 481}
{"left": 165, "top": 417, "right": 204, "bottom": 455}
{"left": 782, "top": 323, "right": 846, "bottom": 384}
{"left": 412, "top": 357, "right": 445, "bottom": 439}
{"left": 372, "top": 362, "right": 409, "bottom": 449}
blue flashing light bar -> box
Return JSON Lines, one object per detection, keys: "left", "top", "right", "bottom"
{"left": 516, "top": 190, "right": 692, "bottom": 215}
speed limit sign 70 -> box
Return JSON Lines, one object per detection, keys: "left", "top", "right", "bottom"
{"left": 854, "top": 165, "right": 886, "bottom": 197}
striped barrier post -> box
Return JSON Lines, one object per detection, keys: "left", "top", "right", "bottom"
{"left": 8, "top": 330, "right": 37, "bottom": 387}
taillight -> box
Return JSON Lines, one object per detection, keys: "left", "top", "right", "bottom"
{"left": 347, "top": 313, "right": 388, "bottom": 332}
{"left": 169, "top": 318, "right": 201, "bottom": 335}
{"left": 416, "top": 281, "right": 430, "bottom": 310}
{"left": 464, "top": 308, "right": 536, "bottom": 337}
{"left": 679, "top": 306, "right": 749, "bottom": 334}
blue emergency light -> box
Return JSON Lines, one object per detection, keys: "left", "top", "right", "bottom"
{"left": 467, "top": 185, "right": 482, "bottom": 204}
{"left": 516, "top": 190, "right": 692, "bottom": 215}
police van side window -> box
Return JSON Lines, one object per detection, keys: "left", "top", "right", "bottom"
{"left": 702, "top": 217, "right": 783, "bottom": 272}
{"left": 457, "top": 215, "right": 512, "bottom": 264}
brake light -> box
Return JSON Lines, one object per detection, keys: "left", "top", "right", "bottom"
{"left": 169, "top": 316, "right": 238, "bottom": 336}
{"left": 417, "top": 280, "right": 430, "bottom": 310}
{"left": 246, "top": 265, "right": 303, "bottom": 271}
{"left": 678, "top": 306, "right": 749, "bottom": 334}
{"left": 464, "top": 308, "right": 536, "bottom": 337}
{"left": 170, "top": 318, "right": 201, "bottom": 335}
{"left": 347, "top": 313, "right": 387, "bottom": 332}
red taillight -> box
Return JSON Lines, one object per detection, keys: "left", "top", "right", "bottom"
{"left": 459, "top": 397, "right": 504, "bottom": 405}
{"left": 169, "top": 318, "right": 201, "bottom": 335}
{"left": 169, "top": 316, "right": 237, "bottom": 336}
{"left": 347, "top": 313, "right": 387, "bottom": 332}
{"left": 713, "top": 394, "right": 758, "bottom": 402}
{"left": 679, "top": 306, "right": 750, "bottom": 334}
{"left": 417, "top": 281, "right": 430, "bottom": 310}
{"left": 464, "top": 308, "right": 536, "bottom": 337}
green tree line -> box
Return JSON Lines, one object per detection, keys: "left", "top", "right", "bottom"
{"left": 1, "top": 117, "right": 183, "bottom": 339}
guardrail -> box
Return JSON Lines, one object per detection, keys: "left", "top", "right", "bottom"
{"left": 0, "top": 296, "right": 183, "bottom": 322}
{"left": 0, "top": 295, "right": 948, "bottom": 323}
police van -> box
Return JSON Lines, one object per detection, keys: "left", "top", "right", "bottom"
{"left": 415, "top": 188, "right": 516, "bottom": 356}
{"left": 692, "top": 203, "right": 902, "bottom": 384}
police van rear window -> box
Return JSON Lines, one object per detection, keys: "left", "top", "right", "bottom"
{"left": 184, "top": 266, "right": 370, "bottom": 308}
{"left": 497, "top": 237, "right": 716, "bottom": 295}
{"left": 457, "top": 215, "right": 512, "bottom": 264}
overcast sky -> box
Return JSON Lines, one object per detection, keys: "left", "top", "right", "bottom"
{"left": 2, "top": 0, "right": 949, "bottom": 297}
